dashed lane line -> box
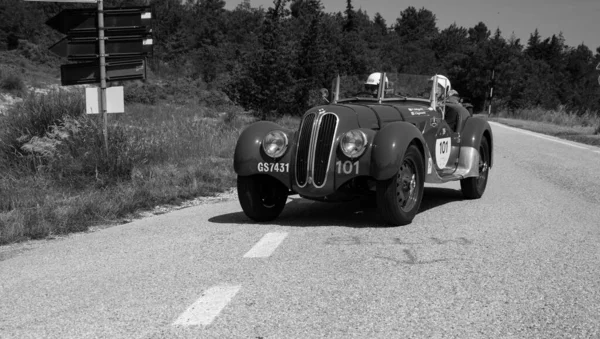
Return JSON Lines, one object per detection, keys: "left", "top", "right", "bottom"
{"left": 243, "top": 232, "right": 288, "bottom": 258}
{"left": 490, "top": 121, "right": 590, "bottom": 150}
{"left": 173, "top": 285, "right": 241, "bottom": 327}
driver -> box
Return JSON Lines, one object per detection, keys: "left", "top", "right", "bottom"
{"left": 363, "top": 72, "right": 389, "bottom": 98}
{"left": 429, "top": 75, "right": 451, "bottom": 103}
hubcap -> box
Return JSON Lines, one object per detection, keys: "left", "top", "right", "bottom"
{"left": 396, "top": 161, "right": 418, "bottom": 212}
{"left": 477, "top": 147, "right": 489, "bottom": 191}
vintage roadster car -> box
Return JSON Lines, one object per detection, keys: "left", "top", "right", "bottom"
{"left": 234, "top": 72, "right": 493, "bottom": 225}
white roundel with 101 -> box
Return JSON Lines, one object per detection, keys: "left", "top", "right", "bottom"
{"left": 435, "top": 137, "right": 451, "bottom": 168}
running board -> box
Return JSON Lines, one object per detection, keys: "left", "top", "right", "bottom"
{"left": 425, "top": 146, "right": 480, "bottom": 183}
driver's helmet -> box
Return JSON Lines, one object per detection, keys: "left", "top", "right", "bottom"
{"left": 364, "top": 72, "right": 389, "bottom": 96}
{"left": 429, "top": 75, "right": 451, "bottom": 101}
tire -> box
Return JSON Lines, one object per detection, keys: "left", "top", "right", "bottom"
{"left": 460, "top": 137, "right": 490, "bottom": 199}
{"left": 377, "top": 145, "right": 425, "bottom": 226}
{"left": 237, "top": 175, "right": 288, "bottom": 222}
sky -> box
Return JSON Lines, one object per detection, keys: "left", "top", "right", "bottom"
{"left": 223, "top": 0, "right": 600, "bottom": 52}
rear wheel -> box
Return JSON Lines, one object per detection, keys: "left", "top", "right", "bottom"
{"left": 377, "top": 145, "right": 425, "bottom": 226}
{"left": 460, "top": 137, "right": 490, "bottom": 199}
{"left": 237, "top": 175, "right": 288, "bottom": 222}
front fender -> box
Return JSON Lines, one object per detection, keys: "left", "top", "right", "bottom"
{"left": 371, "top": 122, "right": 427, "bottom": 180}
{"left": 461, "top": 117, "right": 494, "bottom": 168}
{"left": 233, "top": 121, "right": 295, "bottom": 188}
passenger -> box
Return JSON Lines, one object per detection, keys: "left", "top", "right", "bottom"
{"left": 447, "top": 89, "right": 461, "bottom": 104}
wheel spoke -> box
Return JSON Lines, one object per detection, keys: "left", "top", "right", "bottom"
{"left": 397, "top": 160, "right": 417, "bottom": 211}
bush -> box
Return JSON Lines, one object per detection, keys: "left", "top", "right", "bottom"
{"left": 0, "top": 89, "right": 84, "bottom": 160}
{"left": 0, "top": 89, "right": 85, "bottom": 172}
{"left": 19, "top": 116, "right": 143, "bottom": 181}
{"left": 0, "top": 72, "right": 25, "bottom": 94}
{"left": 16, "top": 40, "right": 60, "bottom": 66}
{"left": 124, "top": 81, "right": 167, "bottom": 105}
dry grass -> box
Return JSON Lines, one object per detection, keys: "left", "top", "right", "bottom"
{"left": 0, "top": 89, "right": 300, "bottom": 245}
{"left": 489, "top": 107, "right": 600, "bottom": 147}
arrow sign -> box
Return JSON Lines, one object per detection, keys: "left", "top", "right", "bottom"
{"left": 60, "top": 59, "right": 146, "bottom": 86}
{"left": 49, "top": 36, "right": 152, "bottom": 60}
{"left": 25, "top": 0, "right": 97, "bottom": 3}
{"left": 46, "top": 7, "right": 152, "bottom": 35}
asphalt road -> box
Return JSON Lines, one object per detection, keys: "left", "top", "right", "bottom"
{"left": 2, "top": 122, "right": 600, "bottom": 339}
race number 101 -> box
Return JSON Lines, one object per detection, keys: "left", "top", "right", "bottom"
{"left": 336, "top": 160, "right": 359, "bottom": 175}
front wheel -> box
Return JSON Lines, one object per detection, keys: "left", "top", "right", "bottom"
{"left": 377, "top": 145, "right": 425, "bottom": 226}
{"left": 237, "top": 175, "right": 288, "bottom": 222}
{"left": 460, "top": 137, "right": 490, "bottom": 199}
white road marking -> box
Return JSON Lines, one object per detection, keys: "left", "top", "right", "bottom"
{"left": 489, "top": 121, "right": 590, "bottom": 150}
{"left": 173, "top": 285, "right": 241, "bottom": 327}
{"left": 243, "top": 232, "right": 288, "bottom": 258}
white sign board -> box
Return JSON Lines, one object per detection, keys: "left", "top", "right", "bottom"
{"left": 85, "top": 86, "right": 125, "bottom": 114}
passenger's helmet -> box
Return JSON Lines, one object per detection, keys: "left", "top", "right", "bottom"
{"left": 430, "top": 75, "right": 451, "bottom": 92}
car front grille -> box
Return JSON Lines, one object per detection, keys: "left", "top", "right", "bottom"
{"left": 295, "top": 113, "right": 315, "bottom": 187}
{"left": 295, "top": 112, "right": 338, "bottom": 188}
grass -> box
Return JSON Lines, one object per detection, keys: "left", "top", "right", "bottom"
{"left": 0, "top": 88, "right": 300, "bottom": 245}
{"left": 486, "top": 106, "right": 600, "bottom": 147}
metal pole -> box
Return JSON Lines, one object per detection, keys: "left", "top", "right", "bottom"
{"left": 98, "top": 0, "right": 108, "bottom": 156}
{"left": 488, "top": 70, "right": 495, "bottom": 117}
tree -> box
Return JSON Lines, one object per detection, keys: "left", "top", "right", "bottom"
{"left": 373, "top": 13, "right": 387, "bottom": 36}
{"left": 343, "top": 0, "right": 355, "bottom": 32}
{"left": 227, "top": 0, "right": 296, "bottom": 117}
{"left": 468, "top": 22, "right": 490, "bottom": 44}
{"left": 394, "top": 7, "right": 438, "bottom": 43}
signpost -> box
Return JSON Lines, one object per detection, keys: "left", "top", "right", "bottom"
{"left": 26, "top": 0, "right": 153, "bottom": 156}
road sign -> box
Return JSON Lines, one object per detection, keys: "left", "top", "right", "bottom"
{"left": 25, "top": 0, "right": 97, "bottom": 3}
{"left": 46, "top": 7, "right": 152, "bottom": 35}
{"left": 33, "top": 0, "right": 154, "bottom": 157}
{"left": 60, "top": 59, "right": 145, "bottom": 86}
{"left": 85, "top": 86, "right": 124, "bottom": 114}
{"left": 49, "top": 36, "right": 152, "bottom": 60}
{"left": 46, "top": 6, "right": 153, "bottom": 59}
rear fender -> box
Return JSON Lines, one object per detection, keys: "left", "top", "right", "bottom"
{"left": 371, "top": 122, "right": 427, "bottom": 180}
{"left": 233, "top": 121, "right": 295, "bottom": 189}
{"left": 460, "top": 118, "right": 494, "bottom": 168}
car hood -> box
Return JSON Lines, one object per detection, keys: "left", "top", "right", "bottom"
{"left": 309, "top": 102, "right": 431, "bottom": 130}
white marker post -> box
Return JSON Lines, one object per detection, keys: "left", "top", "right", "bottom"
{"left": 488, "top": 69, "right": 495, "bottom": 117}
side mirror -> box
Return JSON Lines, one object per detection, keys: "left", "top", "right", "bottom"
{"left": 320, "top": 88, "right": 329, "bottom": 103}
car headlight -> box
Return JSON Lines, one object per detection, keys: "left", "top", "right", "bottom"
{"left": 340, "top": 130, "right": 368, "bottom": 158}
{"left": 262, "top": 130, "right": 288, "bottom": 158}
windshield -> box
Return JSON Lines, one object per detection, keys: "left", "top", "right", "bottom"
{"left": 333, "top": 72, "right": 437, "bottom": 102}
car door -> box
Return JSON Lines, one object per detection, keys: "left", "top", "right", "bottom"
{"left": 423, "top": 114, "right": 460, "bottom": 176}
